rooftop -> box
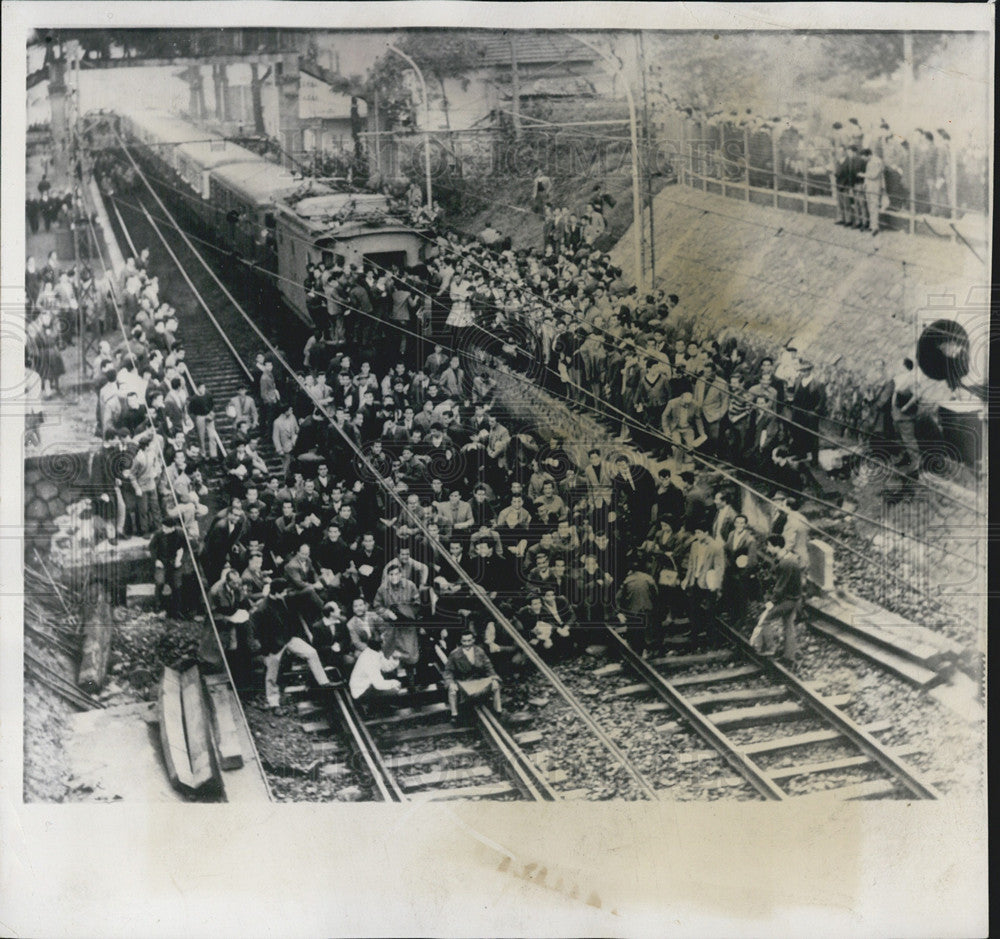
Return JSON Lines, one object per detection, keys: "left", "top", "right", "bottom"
{"left": 476, "top": 31, "right": 597, "bottom": 68}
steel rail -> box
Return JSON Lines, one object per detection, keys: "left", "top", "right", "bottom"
{"left": 84, "top": 173, "right": 277, "bottom": 802}
{"left": 602, "top": 626, "right": 787, "bottom": 800}
{"left": 331, "top": 687, "right": 405, "bottom": 802}
{"left": 431, "top": 646, "right": 559, "bottom": 802}
{"left": 713, "top": 621, "right": 941, "bottom": 800}
{"left": 477, "top": 707, "right": 561, "bottom": 802}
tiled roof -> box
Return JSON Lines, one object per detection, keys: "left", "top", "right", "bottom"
{"left": 475, "top": 31, "right": 597, "bottom": 67}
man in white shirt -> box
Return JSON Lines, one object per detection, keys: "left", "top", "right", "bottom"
{"left": 349, "top": 636, "right": 406, "bottom": 715}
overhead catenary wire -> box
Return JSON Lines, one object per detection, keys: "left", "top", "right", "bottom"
{"left": 116, "top": 133, "right": 663, "bottom": 802}
{"left": 104, "top": 165, "right": 984, "bottom": 529}
{"left": 106, "top": 177, "right": 985, "bottom": 556}
{"left": 81, "top": 174, "right": 276, "bottom": 803}
{"left": 107, "top": 135, "right": 984, "bottom": 597}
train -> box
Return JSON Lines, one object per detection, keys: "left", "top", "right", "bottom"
{"left": 107, "top": 108, "right": 425, "bottom": 326}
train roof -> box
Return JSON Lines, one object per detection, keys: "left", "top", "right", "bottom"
{"left": 176, "top": 139, "right": 263, "bottom": 172}
{"left": 211, "top": 160, "right": 325, "bottom": 206}
{"left": 292, "top": 192, "right": 393, "bottom": 218}
{"left": 123, "top": 109, "right": 220, "bottom": 147}
{"left": 276, "top": 192, "right": 410, "bottom": 237}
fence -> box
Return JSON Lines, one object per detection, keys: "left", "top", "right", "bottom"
{"left": 658, "top": 111, "right": 988, "bottom": 236}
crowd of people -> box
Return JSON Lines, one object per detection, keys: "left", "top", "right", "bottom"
{"left": 671, "top": 95, "right": 984, "bottom": 221}
{"left": 30, "top": 146, "right": 938, "bottom": 724}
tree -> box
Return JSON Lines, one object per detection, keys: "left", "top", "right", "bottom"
{"left": 394, "top": 32, "right": 487, "bottom": 130}
{"left": 818, "top": 32, "right": 944, "bottom": 82}
{"left": 249, "top": 63, "right": 273, "bottom": 135}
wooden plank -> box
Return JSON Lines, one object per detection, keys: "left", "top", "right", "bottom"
{"left": 696, "top": 775, "right": 749, "bottom": 791}
{"left": 614, "top": 682, "right": 652, "bottom": 697}
{"left": 388, "top": 745, "right": 477, "bottom": 770}
{"left": 78, "top": 583, "right": 114, "bottom": 695}
{"left": 705, "top": 694, "right": 851, "bottom": 730}
{"left": 401, "top": 764, "right": 493, "bottom": 789}
{"left": 853, "top": 621, "right": 948, "bottom": 667}
{"left": 560, "top": 789, "right": 590, "bottom": 800}
{"left": 592, "top": 663, "right": 623, "bottom": 676}
{"left": 126, "top": 582, "right": 157, "bottom": 599}
{"left": 296, "top": 700, "right": 324, "bottom": 716}
{"left": 809, "top": 620, "right": 947, "bottom": 689}
{"left": 809, "top": 595, "right": 964, "bottom": 662}
{"left": 669, "top": 665, "right": 760, "bottom": 687}
{"left": 739, "top": 721, "right": 892, "bottom": 756}
{"left": 513, "top": 730, "right": 544, "bottom": 746}
{"left": 367, "top": 702, "right": 450, "bottom": 727}
{"left": 767, "top": 747, "right": 921, "bottom": 781}
{"left": 651, "top": 649, "right": 733, "bottom": 668}
{"left": 544, "top": 769, "right": 569, "bottom": 784}
{"left": 383, "top": 723, "right": 474, "bottom": 745}
{"left": 157, "top": 667, "right": 196, "bottom": 791}
{"left": 180, "top": 665, "right": 221, "bottom": 791}
{"left": 687, "top": 686, "right": 788, "bottom": 708}
{"left": 282, "top": 685, "right": 310, "bottom": 696}
{"left": 204, "top": 678, "right": 244, "bottom": 770}
{"left": 794, "top": 779, "right": 901, "bottom": 800}
{"left": 410, "top": 781, "right": 516, "bottom": 801}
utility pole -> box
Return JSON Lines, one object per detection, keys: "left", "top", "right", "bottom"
{"left": 510, "top": 35, "right": 522, "bottom": 139}
{"left": 571, "top": 34, "right": 644, "bottom": 290}
{"left": 373, "top": 87, "right": 382, "bottom": 179}
{"left": 386, "top": 43, "right": 433, "bottom": 209}
{"left": 638, "top": 31, "right": 655, "bottom": 286}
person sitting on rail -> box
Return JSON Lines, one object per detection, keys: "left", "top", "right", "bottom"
{"left": 306, "top": 600, "right": 351, "bottom": 679}
{"left": 226, "top": 386, "right": 259, "bottom": 434}
{"left": 539, "top": 586, "right": 578, "bottom": 658}
{"left": 148, "top": 516, "right": 185, "bottom": 618}
{"left": 442, "top": 630, "right": 503, "bottom": 724}
{"left": 282, "top": 541, "right": 327, "bottom": 622}
{"left": 514, "top": 594, "right": 561, "bottom": 655}
{"left": 239, "top": 549, "right": 272, "bottom": 603}
{"left": 204, "top": 565, "right": 252, "bottom": 674}
{"left": 349, "top": 634, "right": 406, "bottom": 717}
{"left": 200, "top": 497, "right": 250, "bottom": 584}
{"left": 225, "top": 441, "right": 257, "bottom": 499}
{"left": 372, "top": 565, "right": 422, "bottom": 687}
{"left": 254, "top": 579, "right": 335, "bottom": 713}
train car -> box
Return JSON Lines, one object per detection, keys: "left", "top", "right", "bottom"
{"left": 116, "top": 108, "right": 425, "bottom": 328}
{"left": 208, "top": 160, "right": 325, "bottom": 264}
{"left": 120, "top": 109, "right": 218, "bottom": 175}
{"left": 272, "top": 191, "right": 424, "bottom": 322}
{"left": 174, "top": 139, "right": 262, "bottom": 202}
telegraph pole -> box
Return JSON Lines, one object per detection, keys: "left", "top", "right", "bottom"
{"left": 638, "top": 31, "right": 655, "bottom": 285}
{"left": 510, "top": 35, "right": 522, "bottom": 140}
{"left": 373, "top": 87, "right": 382, "bottom": 178}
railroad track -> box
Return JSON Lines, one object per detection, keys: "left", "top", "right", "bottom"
{"left": 107, "top": 193, "right": 289, "bottom": 487}
{"left": 282, "top": 655, "right": 563, "bottom": 802}
{"left": 103, "top": 150, "right": 632, "bottom": 801}
{"left": 109, "top": 145, "right": 940, "bottom": 804}
{"left": 592, "top": 624, "right": 940, "bottom": 800}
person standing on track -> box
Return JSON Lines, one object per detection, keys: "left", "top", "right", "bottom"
{"left": 751, "top": 533, "right": 805, "bottom": 663}
{"left": 272, "top": 404, "right": 298, "bottom": 479}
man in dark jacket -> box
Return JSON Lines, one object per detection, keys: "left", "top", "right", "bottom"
{"left": 201, "top": 498, "right": 250, "bottom": 583}
{"left": 442, "top": 630, "right": 502, "bottom": 722}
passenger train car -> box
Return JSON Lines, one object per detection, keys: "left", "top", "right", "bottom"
{"left": 114, "top": 108, "right": 424, "bottom": 326}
